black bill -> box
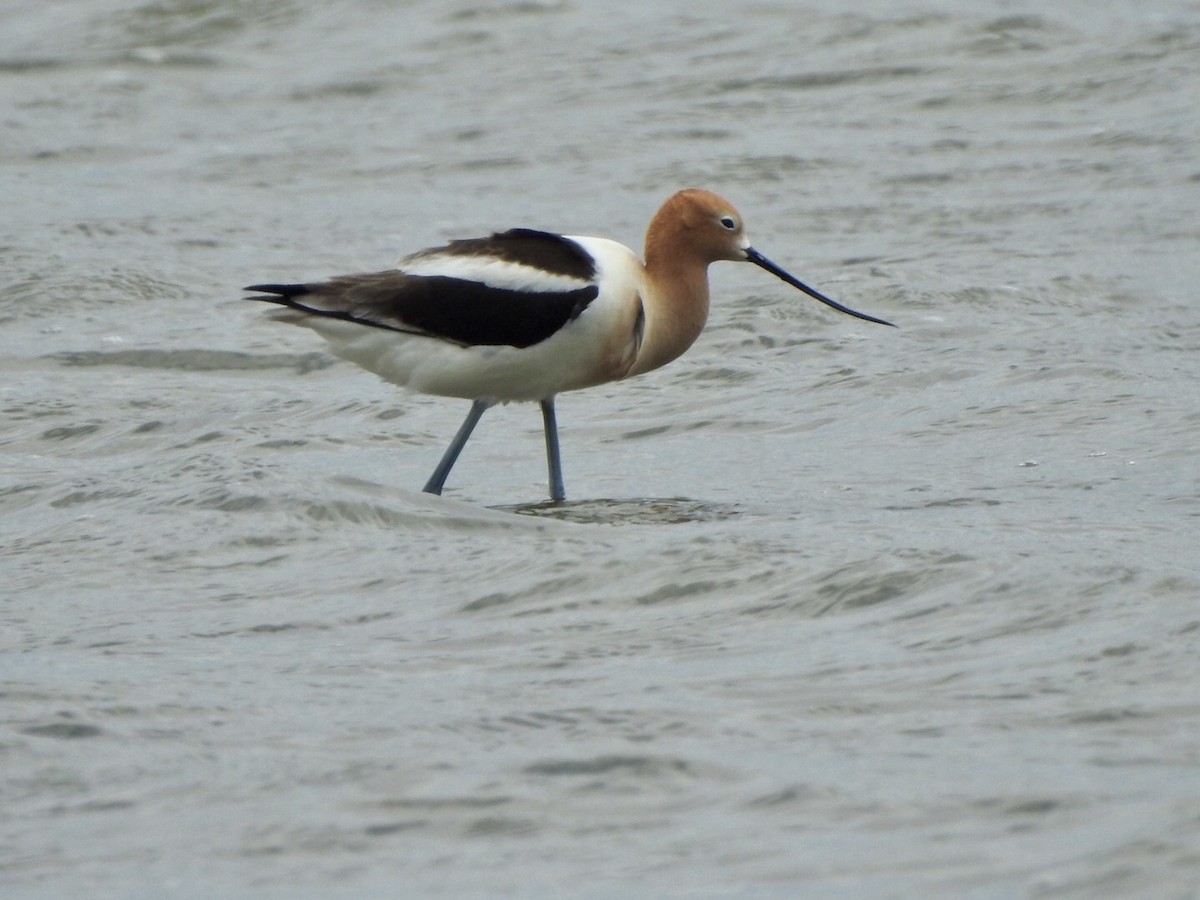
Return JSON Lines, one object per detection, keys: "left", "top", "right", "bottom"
{"left": 745, "top": 247, "right": 896, "bottom": 328}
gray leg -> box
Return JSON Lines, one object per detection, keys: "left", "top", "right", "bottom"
{"left": 423, "top": 399, "right": 490, "bottom": 495}
{"left": 540, "top": 398, "right": 565, "bottom": 502}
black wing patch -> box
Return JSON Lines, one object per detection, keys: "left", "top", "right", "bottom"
{"left": 246, "top": 271, "right": 599, "bottom": 349}
{"left": 406, "top": 229, "right": 597, "bottom": 282}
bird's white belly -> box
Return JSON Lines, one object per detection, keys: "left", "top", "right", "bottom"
{"left": 303, "top": 310, "right": 627, "bottom": 403}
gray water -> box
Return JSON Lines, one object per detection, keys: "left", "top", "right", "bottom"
{"left": 3, "top": 1, "right": 1199, "bottom": 896}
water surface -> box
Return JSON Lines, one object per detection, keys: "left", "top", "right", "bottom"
{"left": 2, "top": 1, "right": 1199, "bottom": 896}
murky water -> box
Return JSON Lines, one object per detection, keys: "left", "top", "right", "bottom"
{"left": 3, "top": 1, "right": 1199, "bottom": 896}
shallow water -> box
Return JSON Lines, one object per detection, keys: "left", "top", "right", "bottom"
{"left": 3, "top": 1, "right": 1199, "bottom": 897}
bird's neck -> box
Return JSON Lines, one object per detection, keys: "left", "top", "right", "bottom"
{"left": 630, "top": 249, "right": 711, "bottom": 376}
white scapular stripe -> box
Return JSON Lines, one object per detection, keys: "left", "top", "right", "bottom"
{"left": 398, "top": 253, "right": 594, "bottom": 293}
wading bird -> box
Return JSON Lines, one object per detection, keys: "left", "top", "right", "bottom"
{"left": 246, "top": 188, "right": 893, "bottom": 501}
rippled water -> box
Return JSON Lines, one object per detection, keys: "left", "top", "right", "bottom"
{"left": 3, "top": 1, "right": 1199, "bottom": 896}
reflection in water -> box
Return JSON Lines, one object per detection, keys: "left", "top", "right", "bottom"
{"left": 501, "top": 496, "right": 744, "bottom": 525}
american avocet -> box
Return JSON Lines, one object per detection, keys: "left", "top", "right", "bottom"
{"left": 246, "top": 188, "right": 893, "bottom": 502}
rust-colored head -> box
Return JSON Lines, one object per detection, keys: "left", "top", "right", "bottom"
{"left": 647, "top": 188, "right": 895, "bottom": 327}
{"left": 644, "top": 188, "right": 751, "bottom": 267}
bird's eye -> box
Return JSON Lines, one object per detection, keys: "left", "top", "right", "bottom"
{"left": 719, "top": 215, "right": 738, "bottom": 231}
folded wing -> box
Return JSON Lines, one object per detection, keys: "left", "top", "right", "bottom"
{"left": 246, "top": 229, "right": 601, "bottom": 349}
